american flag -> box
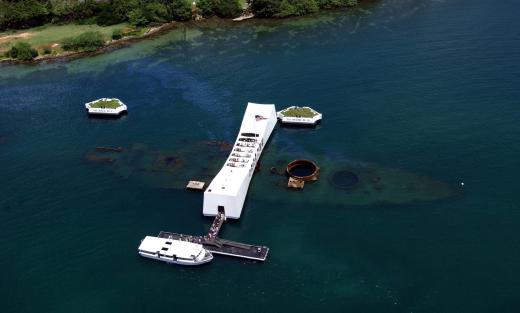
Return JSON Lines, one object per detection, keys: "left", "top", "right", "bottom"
{"left": 255, "top": 115, "right": 267, "bottom": 121}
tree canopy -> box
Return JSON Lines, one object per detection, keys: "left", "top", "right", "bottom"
{"left": 196, "top": 0, "right": 243, "bottom": 18}
{"left": 0, "top": 0, "right": 361, "bottom": 31}
{"left": 251, "top": 0, "right": 358, "bottom": 17}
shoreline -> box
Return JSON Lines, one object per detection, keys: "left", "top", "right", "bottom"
{"left": 0, "top": 3, "right": 373, "bottom": 66}
{"left": 0, "top": 21, "right": 179, "bottom": 65}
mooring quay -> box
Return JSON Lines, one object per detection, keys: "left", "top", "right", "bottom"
{"left": 158, "top": 211, "right": 269, "bottom": 261}
{"left": 157, "top": 232, "right": 269, "bottom": 261}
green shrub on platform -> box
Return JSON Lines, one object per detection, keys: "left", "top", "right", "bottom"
{"left": 89, "top": 99, "right": 122, "bottom": 109}
{"left": 280, "top": 107, "right": 317, "bottom": 118}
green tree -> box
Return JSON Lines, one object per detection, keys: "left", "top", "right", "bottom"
{"left": 317, "top": 0, "right": 357, "bottom": 8}
{"left": 197, "top": 0, "right": 242, "bottom": 18}
{"left": 168, "top": 0, "right": 192, "bottom": 21}
{"left": 71, "top": 0, "right": 104, "bottom": 21}
{"left": 251, "top": 0, "right": 282, "bottom": 17}
{"left": 317, "top": 0, "right": 343, "bottom": 9}
{"left": 97, "top": 0, "right": 139, "bottom": 26}
{"left": 112, "top": 28, "right": 124, "bottom": 40}
{"left": 49, "top": 0, "right": 75, "bottom": 18}
{"left": 276, "top": 0, "right": 295, "bottom": 17}
{"left": 214, "top": 0, "right": 243, "bottom": 18}
{"left": 112, "top": 0, "right": 139, "bottom": 21}
{"left": 264, "top": 0, "right": 319, "bottom": 17}
{"left": 5, "top": 42, "right": 38, "bottom": 60}
{"left": 0, "top": 0, "right": 48, "bottom": 29}
{"left": 128, "top": 8, "right": 148, "bottom": 26}
{"left": 196, "top": 0, "right": 216, "bottom": 16}
{"left": 290, "top": 0, "right": 319, "bottom": 16}
{"left": 144, "top": 2, "right": 169, "bottom": 24}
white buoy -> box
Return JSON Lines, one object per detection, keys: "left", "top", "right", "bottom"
{"left": 461, "top": 182, "right": 465, "bottom": 186}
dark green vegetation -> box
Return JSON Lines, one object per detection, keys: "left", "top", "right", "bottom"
{"left": 1, "top": 0, "right": 361, "bottom": 31}
{"left": 0, "top": 0, "right": 193, "bottom": 30}
{"left": 101, "top": 0, "right": 193, "bottom": 27}
{"left": 112, "top": 28, "right": 123, "bottom": 40}
{"left": 4, "top": 41, "right": 38, "bottom": 60}
{"left": 1, "top": 0, "right": 220, "bottom": 30}
{"left": 0, "top": 0, "right": 101, "bottom": 29}
{"left": 88, "top": 99, "right": 122, "bottom": 109}
{"left": 196, "top": 0, "right": 243, "bottom": 18}
{"left": 62, "top": 31, "right": 105, "bottom": 51}
{"left": 252, "top": 0, "right": 358, "bottom": 17}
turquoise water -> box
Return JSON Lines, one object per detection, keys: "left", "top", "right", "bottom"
{"left": 1, "top": 0, "right": 520, "bottom": 312}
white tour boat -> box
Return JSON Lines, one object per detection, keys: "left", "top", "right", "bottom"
{"left": 85, "top": 98, "right": 127, "bottom": 116}
{"left": 138, "top": 236, "right": 213, "bottom": 266}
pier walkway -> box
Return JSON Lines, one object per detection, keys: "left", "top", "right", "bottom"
{"left": 158, "top": 211, "right": 268, "bottom": 261}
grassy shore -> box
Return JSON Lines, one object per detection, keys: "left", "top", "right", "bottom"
{"left": 0, "top": 23, "right": 146, "bottom": 60}
{"left": 0, "top": 0, "right": 366, "bottom": 64}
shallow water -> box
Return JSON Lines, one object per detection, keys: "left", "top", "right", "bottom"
{"left": 1, "top": 0, "right": 520, "bottom": 312}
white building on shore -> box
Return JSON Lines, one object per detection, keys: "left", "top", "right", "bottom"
{"left": 203, "top": 102, "right": 277, "bottom": 219}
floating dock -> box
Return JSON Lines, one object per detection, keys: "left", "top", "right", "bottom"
{"left": 157, "top": 211, "right": 268, "bottom": 261}
{"left": 158, "top": 232, "right": 269, "bottom": 261}
{"left": 186, "top": 180, "right": 205, "bottom": 191}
